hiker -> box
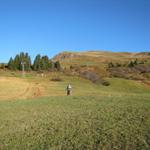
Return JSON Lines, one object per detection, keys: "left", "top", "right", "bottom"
{"left": 66, "top": 84, "right": 72, "bottom": 96}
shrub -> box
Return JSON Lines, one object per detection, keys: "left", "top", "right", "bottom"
{"left": 108, "top": 62, "right": 114, "bottom": 68}
{"left": 100, "top": 80, "right": 110, "bottom": 86}
{"left": 128, "top": 61, "right": 134, "bottom": 67}
{"left": 116, "top": 63, "right": 121, "bottom": 67}
{"left": 51, "top": 77, "right": 62, "bottom": 82}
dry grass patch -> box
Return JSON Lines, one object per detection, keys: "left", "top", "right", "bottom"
{"left": 0, "top": 77, "right": 44, "bottom": 100}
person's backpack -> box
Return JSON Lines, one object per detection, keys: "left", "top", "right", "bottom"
{"left": 68, "top": 84, "right": 72, "bottom": 89}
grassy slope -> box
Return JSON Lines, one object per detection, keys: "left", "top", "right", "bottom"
{"left": 0, "top": 71, "right": 104, "bottom": 99}
{"left": 0, "top": 70, "right": 150, "bottom": 149}
{"left": 0, "top": 50, "right": 150, "bottom": 149}
{"left": 0, "top": 70, "right": 149, "bottom": 100}
{"left": 0, "top": 95, "right": 150, "bottom": 149}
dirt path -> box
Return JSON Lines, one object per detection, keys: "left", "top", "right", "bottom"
{"left": 0, "top": 77, "right": 44, "bottom": 101}
{"left": 13, "top": 83, "right": 43, "bottom": 100}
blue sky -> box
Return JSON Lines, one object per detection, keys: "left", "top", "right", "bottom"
{"left": 0, "top": 0, "right": 150, "bottom": 62}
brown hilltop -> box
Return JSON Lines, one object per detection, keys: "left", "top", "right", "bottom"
{"left": 52, "top": 50, "right": 150, "bottom": 81}
{"left": 52, "top": 50, "right": 150, "bottom": 63}
{"left": 53, "top": 51, "right": 80, "bottom": 60}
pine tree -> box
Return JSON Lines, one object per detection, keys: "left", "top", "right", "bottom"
{"left": 33, "top": 54, "right": 41, "bottom": 71}
{"left": 14, "top": 54, "right": 20, "bottom": 70}
{"left": 8, "top": 57, "right": 15, "bottom": 70}
{"left": 40, "top": 56, "right": 49, "bottom": 70}
{"left": 24, "top": 52, "right": 31, "bottom": 71}
{"left": 19, "top": 52, "right": 24, "bottom": 70}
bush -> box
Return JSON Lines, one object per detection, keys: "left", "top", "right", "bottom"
{"left": 128, "top": 61, "right": 134, "bottom": 67}
{"left": 108, "top": 62, "right": 114, "bottom": 68}
{"left": 100, "top": 80, "right": 110, "bottom": 86}
{"left": 51, "top": 77, "right": 62, "bottom": 82}
{"left": 116, "top": 63, "right": 121, "bottom": 67}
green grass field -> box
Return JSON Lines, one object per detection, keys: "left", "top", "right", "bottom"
{"left": 0, "top": 72, "right": 150, "bottom": 149}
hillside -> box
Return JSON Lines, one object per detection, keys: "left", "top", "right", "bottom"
{"left": 0, "top": 51, "right": 150, "bottom": 149}
{"left": 53, "top": 51, "right": 150, "bottom": 64}
{"left": 0, "top": 72, "right": 150, "bottom": 149}
{"left": 0, "top": 50, "right": 149, "bottom": 100}
{"left": 53, "top": 51, "right": 150, "bottom": 82}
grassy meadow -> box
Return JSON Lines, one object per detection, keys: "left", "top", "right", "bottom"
{"left": 0, "top": 71, "right": 150, "bottom": 149}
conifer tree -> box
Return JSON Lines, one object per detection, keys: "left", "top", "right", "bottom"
{"left": 14, "top": 54, "right": 20, "bottom": 70}
{"left": 40, "top": 56, "right": 48, "bottom": 70}
{"left": 33, "top": 54, "right": 41, "bottom": 71}
{"left": 8, "top": 57, "right": 15, "bottom": 70}
{"left": 24, "top": 52, "right": 31, "bottom": 71}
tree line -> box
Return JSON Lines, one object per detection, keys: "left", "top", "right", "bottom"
{"left": 7, "top": 52, "right": 61, "bottom": 71}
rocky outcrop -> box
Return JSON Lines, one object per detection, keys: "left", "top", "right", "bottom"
{"left": 53, "top": 52, "right": 80, "bottom": 60}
